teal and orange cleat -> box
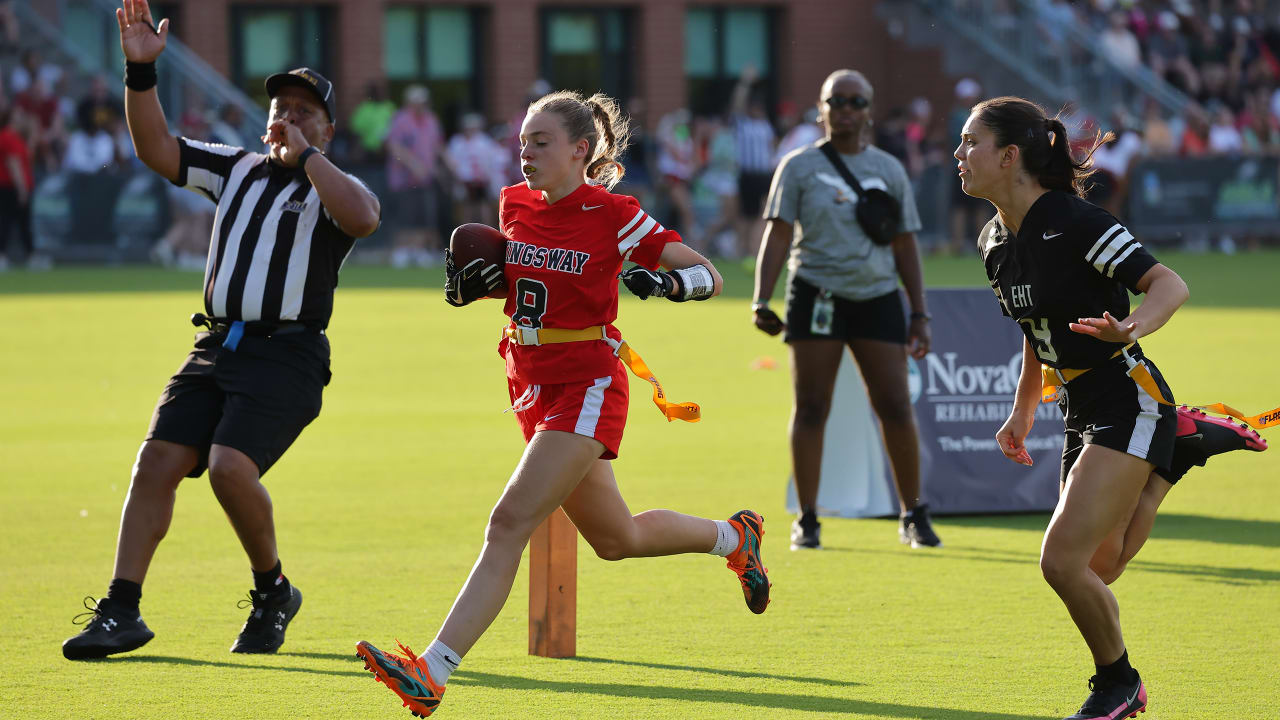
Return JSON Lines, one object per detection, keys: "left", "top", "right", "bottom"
{"left": 356, "top": 640, "right": 446, "bottom": 718}
{"left": 725, "top": 510, "right": 771, "bottom": 614}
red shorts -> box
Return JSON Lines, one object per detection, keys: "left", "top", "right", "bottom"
{"left": 507, "top": 362, "right": 630, "bottom": 459}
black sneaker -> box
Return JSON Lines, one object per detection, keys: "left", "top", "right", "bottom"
{"left": 62, "top": 596, "right": 155, "bottom": 660}
{"left": 899, "top": 504, "right": 942, "bottom": 548}
{"left": 790, "top": 511, "right": 821, "bottom": 550}
{"left": 1064, "top": 673, "right": 1146, "bottom": 719}
{"left": 230, "top": 585, "right": 302, "bottom": 654}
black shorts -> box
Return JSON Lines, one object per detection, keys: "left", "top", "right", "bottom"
{"left": 738, "top": 170, "right": 773, "bottom": 218}
{"left": 783, "top": 276, "right": 907, "bottom": 344}
{"left": 1058, "top": 348, "right": 1177, "bottom": 485}
{"left": 146, "top": 330, "right": 331, "bottom": 478}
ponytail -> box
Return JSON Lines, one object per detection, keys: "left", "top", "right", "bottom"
{"left": 528, "top": 90, "right": 631, "bottom": 190}
{"left": 972, "top": 96, "right": 1114, "bottom": 197}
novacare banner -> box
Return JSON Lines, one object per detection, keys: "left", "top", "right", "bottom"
{"left": 786, "top": 288, "right": 1061, "bottom": 517}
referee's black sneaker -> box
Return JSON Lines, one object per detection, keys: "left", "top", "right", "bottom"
{"left": 62, "top": 597, "right": 155, "bottom": 660}
{"left": 230, "top": 585, "right": 302, "bottom": 654}
{"left": 899, "top": 504, "right": 942, "bottom": 548}
{"left": 790, "top": 510, "right": 821, "bottom": 550}
{"left": 1064, "top": 673, "right": 1146, "bottom": 719}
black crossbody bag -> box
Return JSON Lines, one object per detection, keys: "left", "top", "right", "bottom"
{"left": 817, "top": 141, "right": 901, "bottom": 246}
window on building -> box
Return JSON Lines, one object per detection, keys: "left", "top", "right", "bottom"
{"left": 231, "top": 5, "right": 332, "bottom": 110}
{"left": 541, "top": 8, "right": 631, "bottom": 102}
{"left": 383, "top": 6, "right": 484, "bottom": 134}
{"left": 685, "top": 7, "right": 775, "bottom": 118}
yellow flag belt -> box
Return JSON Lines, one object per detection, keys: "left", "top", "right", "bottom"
{"left": 1041, "top": 344, "right": 1279, "bottom": 430}
{"left": 504, "top": 325, "right": 701, "bottom": 423}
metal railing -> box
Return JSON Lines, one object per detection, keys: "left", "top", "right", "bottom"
{"left": 913, "top": 0, "right": 1192, "bottom": 122}
{"left": 12, "top": 0, "right": 266, "bottom": 143}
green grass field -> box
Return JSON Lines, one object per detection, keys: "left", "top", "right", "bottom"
{"left": 2, "top": 253, "right": 1277, "bottom": 719}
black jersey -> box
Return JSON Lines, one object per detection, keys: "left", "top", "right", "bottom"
{"left": 978, "top": 191, "right": 1159, "bottom": 369}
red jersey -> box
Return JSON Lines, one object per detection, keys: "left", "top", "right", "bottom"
{"left": 497, "top": 182, "right": 680, "bottom": 384}
{"left": 0, "top": 128, "right": 33, "bottom": 190}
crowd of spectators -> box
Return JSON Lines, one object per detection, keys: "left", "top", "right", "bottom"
{"left": 7, "top": 0, "right": 1280, "bottom": 270}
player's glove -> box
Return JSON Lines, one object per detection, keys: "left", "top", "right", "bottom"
{"left": 444, "top": 250, "right": 504, "bottom": 307}
{"left": 620, "top": 266, "right": 675, "bottom": 300}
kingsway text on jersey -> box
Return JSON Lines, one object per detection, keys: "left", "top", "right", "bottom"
{"left": 505, "top": 241, "right": 591, "bottom": 275}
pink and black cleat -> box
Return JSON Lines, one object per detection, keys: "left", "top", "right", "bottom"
{"left": 1064, "top": 674, "right": 1146, "bottom": 720}
{"left": 1176, "top": 405, "right": 1267, "bottom": 456}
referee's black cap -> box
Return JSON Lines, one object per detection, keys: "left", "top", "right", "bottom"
{"left": 265, "top": 68, "right": 337, "bottom": 124}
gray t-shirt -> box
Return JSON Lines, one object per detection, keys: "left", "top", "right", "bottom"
{"left": 763, "top": 142, "right": 921, "bottom": 301}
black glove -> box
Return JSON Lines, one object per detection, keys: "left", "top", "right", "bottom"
{"left": 445, "top": 250, "right": 504, "bottom": 307}
{"left": 620, "top": 266, "right": 676, "bottom": 300}
{"left": 752, "top": 302, "right": 785, "bottom": 336}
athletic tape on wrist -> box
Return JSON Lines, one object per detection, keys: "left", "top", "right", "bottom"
{"left": 673, "top": 265, "right": 714, "bottom": 300}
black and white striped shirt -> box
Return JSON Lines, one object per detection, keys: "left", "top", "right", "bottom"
{"left": 733, "top": 114, "right": 776, "bottom": 174}
{"left": 174, "top": 137, "right": 375, "bottom": 328}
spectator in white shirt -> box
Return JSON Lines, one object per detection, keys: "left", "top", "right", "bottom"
{"left": 1206, "top": 104, "right": 1244, "bottom": 154}
{"left": 446, "top": 112, "right": 507, "bottom": 225}
{"left": 1100, "top": 11, "right": 1142, "bottom": 68}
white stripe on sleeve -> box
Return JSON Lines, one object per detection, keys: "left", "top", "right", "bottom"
{"left": 1086, "top": 223, "right": 1124, "bottom": 263}
{"left": 1105, "top": 242, "right": 1141, "bottom": 278}
{"left": 617, "top": 209, "right": 645, "bottom": 238}
{"left": 618, "top": 216, "right": 657, "bottom": 257}
{"left": 1092, "top": 230, "right": 1135, "bottom": 276}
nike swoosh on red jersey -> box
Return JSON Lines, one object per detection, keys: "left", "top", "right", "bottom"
{"left": 582, "top": 204, "right": 604, "bottom": 211}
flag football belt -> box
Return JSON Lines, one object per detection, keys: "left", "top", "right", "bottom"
{"left": 191, "top": 313, "right": 315, "bottom": 352}
{"left": 1041, "top": 343, "right": 1279, "bottom": 430}
{"left": 503, "top": 325, "right": 701, "bottom": 423}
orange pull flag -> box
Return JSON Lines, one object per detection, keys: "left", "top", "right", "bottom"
{"left": 615, "top": 342, "right": 701, "bottom": 423}
{"left": 1126, "top": 362, "right": 1279, "bottom": 431}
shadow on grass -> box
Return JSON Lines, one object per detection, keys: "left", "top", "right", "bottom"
{"left": 1147, "top": 512, "right": 1280, "bottom": 548}
{"left": 840, "top": 543, "right": 1280, "bottom": 585}
{"left": 451, "top": 669, "right": 1056, "bottom": 719}
{"left": 944, "top": 511, "right": 1280, "bottom": 549}
{"left": 111, "top": 654, "right": 368, "bottom": 678}
{"left": 569, "top": 655, "right": 862, "bottom": 688}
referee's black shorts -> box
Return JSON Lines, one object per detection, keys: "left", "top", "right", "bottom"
{"left": 146, "top": 330, "right": 331, "bottom": 478}
{"left": 783, "top": 275, "right": 907, "bottom": 345}
{"left": 1058, "top": 348, "right": 1177, "bottom": 485}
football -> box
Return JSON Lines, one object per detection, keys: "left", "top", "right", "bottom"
{"left": 449, "top": 223, "right": 508, "bottom": 298}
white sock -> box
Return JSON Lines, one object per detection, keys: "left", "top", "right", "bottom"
{"left": 419, "top": 639, "right": 461, "bottom": 687}
{"left": 708, "top": 519, "right": 740, "bottom": 557}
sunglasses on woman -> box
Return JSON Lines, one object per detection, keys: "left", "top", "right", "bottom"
{"left": 825, "top": 95, "right": 870, "bottom": 110}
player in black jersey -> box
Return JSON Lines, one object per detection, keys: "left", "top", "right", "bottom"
{"left": 954, "top": 96, "right": 1266, "bottom": 720}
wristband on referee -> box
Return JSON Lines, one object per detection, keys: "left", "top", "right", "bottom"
{"left": 298, "top": 146, "right": 322, "bottom": 169}
{"left": 910, "top": 311, "right": 932, "bottom": 322}
{"left": 124, "top": 61, "right": 157, "bottom": 92}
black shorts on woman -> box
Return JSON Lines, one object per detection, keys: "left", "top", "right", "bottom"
{"left": 783, "top": 275, "right": 907, "bottom": 345}
{"left": 1056, "top": 343, "right": 1183, "bottom": 485}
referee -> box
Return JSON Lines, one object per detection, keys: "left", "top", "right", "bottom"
{"left": 63, "top": 0, "right": 380, "bottom": 660}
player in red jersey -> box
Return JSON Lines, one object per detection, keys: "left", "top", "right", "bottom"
{"left": 356, "top": 90, "right": 770, "bottom": 718}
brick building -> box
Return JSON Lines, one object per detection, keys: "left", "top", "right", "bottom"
{"left": 46, "top": 0, "right": 951, "bottom": 132}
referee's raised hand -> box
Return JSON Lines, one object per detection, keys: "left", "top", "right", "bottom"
{"left": 116, "top": 0, "right": 168, "bottom": 63}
